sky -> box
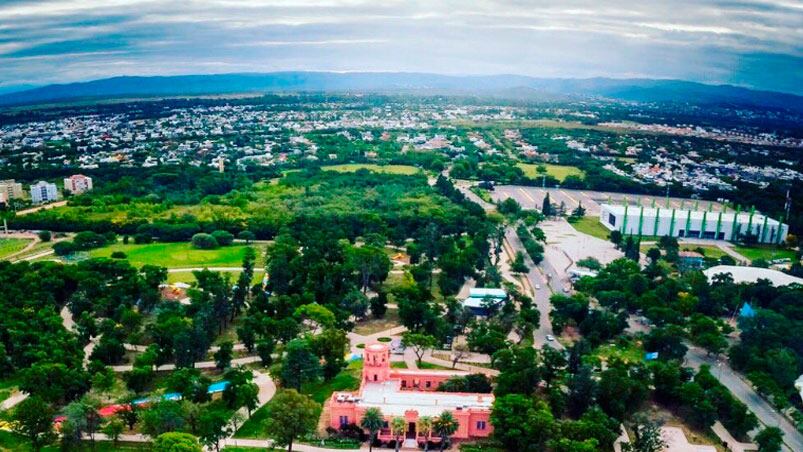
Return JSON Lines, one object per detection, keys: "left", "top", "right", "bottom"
{"left": 0, "top": 0, "right": 801, "bottom": 94}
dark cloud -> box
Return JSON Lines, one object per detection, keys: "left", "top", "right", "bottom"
{"left": 0, "top": 0, "right": 800, "bottom": 94}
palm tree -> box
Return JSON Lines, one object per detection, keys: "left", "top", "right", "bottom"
{"left": 417, "top": 416, "right": 433, "bottom": 452}
{"left": 432, "top": 411, "right": 459, "bottom": 452}
{"left": 360, "top": 407, "right": 385, "bottom": 452}
{"left": 390, "top": 416, "right": 407, "bottom": 452}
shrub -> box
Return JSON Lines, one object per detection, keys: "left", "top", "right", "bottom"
{"left": 37, "top": 230, "right": 52, "bottom": 242}
{"left": 133, "top": 233, "right": 153, "bottom": 244}
{"left": 211, "top": 230, "right": 234, "bottom": 246}
{"left": 110, "top": 251, "right": 127, "bottom": 259}
{"left": 191, "top": 233, "right": 218, "bottom": 249}
{"left": 237, "top": 230, "right": 256, "bottom": 244}
{"left": 53, "top": 241, "right": 75, "bottom": 256}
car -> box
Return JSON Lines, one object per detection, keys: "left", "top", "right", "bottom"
{"left": 546, "top": 335, "right": 555, "bottom": 342}
{"left": 535, "top": 284, "right": 541, "bottom": 290}
{"left": 562, "top": 287, "right": 570, "bottom": 293}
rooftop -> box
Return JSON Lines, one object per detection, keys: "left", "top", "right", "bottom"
{"left": 353, "top": 381, "right": 493, "bottom": 417}
{"left": 703, "top": 265, "right": 803, "bottom": 287}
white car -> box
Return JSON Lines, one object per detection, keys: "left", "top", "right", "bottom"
{"left": 535, "top": 284, "right": 541, "bottom": 290}
{"left": 546, "top": 335, "right": 555, "bottom": 342}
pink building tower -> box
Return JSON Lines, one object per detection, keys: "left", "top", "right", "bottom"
{"left": 329, "top": 343, "right": 494, "bottom": 447}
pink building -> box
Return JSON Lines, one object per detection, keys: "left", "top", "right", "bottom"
{"left": 328, "top": 343, "right": 494, "bottom": 447}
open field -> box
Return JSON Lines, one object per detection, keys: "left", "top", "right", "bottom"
{"left": 0, "top": 238, "right": 32, "bottom": 260}
{"left": 166, "top": 269, "right": 265, "bottom": 285}
{"left": 570, "top": 216, "right": 612, "bottom": 240}
{"left": 353, "top": 308, "right": 401, "bottom": 336}
{"left": 732, "top": 245, "right": 797, "bottom": 263}
{"left": 321, "top": 163, "right": 421, "bottom": 175}
{"left": 517, "top": 163, "right": 585, "bottom": 181}
{"left": 89, "top": 242, "right": 261, "bottom": 268}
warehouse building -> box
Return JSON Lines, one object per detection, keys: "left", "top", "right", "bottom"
{"left": 599, "top": 204, "right": 788, "bottom": 244}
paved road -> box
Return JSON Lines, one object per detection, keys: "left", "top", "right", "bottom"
{"left": 503, "top": 227, "right": 563, "bottom": 350}
{"left": 685, "top": 346, "right": 802, "bottom": 452}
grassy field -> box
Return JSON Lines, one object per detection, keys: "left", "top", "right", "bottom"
{"left": 732, "top": 245, "right": 797, "bottom": 263}
{"left": 321, "top": 164, "right": 421, "bottom": 175}
{"left": 680, "top": 245, "right": 728, "bottom": 260}
{"left": 0, "top": 238, "right": 32, "bottom": 260}
{"left": 167, "top": 269, "right": 265, "bottom": 285}
{"left": 517, "top": 163, "right": 585, "bottom": 181}
{"left": 570, "top": 216, "right": 612, "bottom": 240}
{"left": 0, "top": 430, "right": 150, "bottom": 451}
{"left": 417, "top": 361, "right": 454, "bottom": 370}
{"left": 89, "top": 242, "right": 262, "bottom": 268}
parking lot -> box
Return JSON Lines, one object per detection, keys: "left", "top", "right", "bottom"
{"left": 490, "top": 185, "right": 727, "bottom": 216}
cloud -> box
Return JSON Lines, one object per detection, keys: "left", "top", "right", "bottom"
{"left": 0, "top": 0, "right": 800, "bottom": 94}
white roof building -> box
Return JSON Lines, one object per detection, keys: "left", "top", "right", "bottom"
{"left": 703, "top": 265, "right": 803, "bottom": 287}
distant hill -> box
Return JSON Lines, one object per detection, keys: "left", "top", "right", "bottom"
{"left": 1, "top": 72, "right": 801, "bottom": 111}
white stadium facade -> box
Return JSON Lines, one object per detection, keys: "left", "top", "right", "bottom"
{"left": 599, "top": 204, "right": 788, "bottom": 244}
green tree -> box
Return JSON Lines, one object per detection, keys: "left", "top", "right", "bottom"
{"left": 37, "top": 230, "right": 52, "bottom": 242}
{"left": 360, "top": 407, "right": 385, "bottom": 452}
{"left": 622, "top": 417, "right": 666, "bottom": 452}
{"left": 191, "top": 233, "right": 219, "bottom": 249}
{"left": 211, "top": 230, "right": 234, "bottom": 246}
{"left": 198, "top": 406, "right": 232, "bottom": 452}
{"left": 214, "top": 341, "right": 234, "bottom": 371}
{"left": 237, "top": 230, "right": 256, "bottom": 244}
{"left": 390, "top": 417, "right": 407, "bottom": 452}
{"left": 542, "top": 193, "right": 553, "bottom": 216}
{"left": 417, "top": 416, "right": 434, "bottom": 452}
{"left": 152, "top": 432, "right": 203, "bottom": 452}
{"left": 309, "top": 328, "right": 348, "bottom": 380}
{"left": 140, "top": 400, "right": 187, "bottom": 437}
{"left": 11, "top": 396, "right": 56, "bottom": 452}
{"left": 432, "top": 410, "right": 459, "bottom": 452}
{"left": 754, "top": 427, "right": 783, "bottom": 452}
{"left": 278, "top": 339, "right": 321, "bottom": 390}
{"left": 264, "top": 390, "right": 319, "bottom": 452}
{"left": 511, "top": 251, "right": 529, "bottom": 274}
{"left": 609, "top": 230, "right": 622, "bottom": 247}
{"left": 402, "top": 332, "right": 437, "bottom": 366}
{"left": 102, "top": 418, "right": 125, "bottom": 447}
{"left": 492, "top": 346, "right": 541, "bottom": 396}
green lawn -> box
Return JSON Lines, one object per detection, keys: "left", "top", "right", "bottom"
{"left": 0, "top": 238, "right": 32, "bottom": 260}
{"left": 321, "top": 164, "right": 421, "bottom": 175}
{"left": 167, "top": 269, "right": 265, "bottom": 285}
{"left": 570, "top": 216, "right": 612, "bottom": 240}
{"left": 88, "top": 242, "right": 261, "bottom": 269}
{"left": 417, "top": 361, "right": 453, "bottom": 370}
{"left": 680, "top": 245, "right": 728, "bottom": 260}
{"left": 517, "top": 163, "right": 585, "bottom": 181}
{"left": 391, "top": 361, "right": 408, "bottom": 369}
{"left": 0, "top": 430, "right": 149, "bottom": 451}
{"left": 732, "top": 245, "right": 797, "bottom": 263}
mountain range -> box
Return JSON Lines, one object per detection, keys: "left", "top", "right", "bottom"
{"left": 1, "top": 72, "right": 801, "bottom": 111}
